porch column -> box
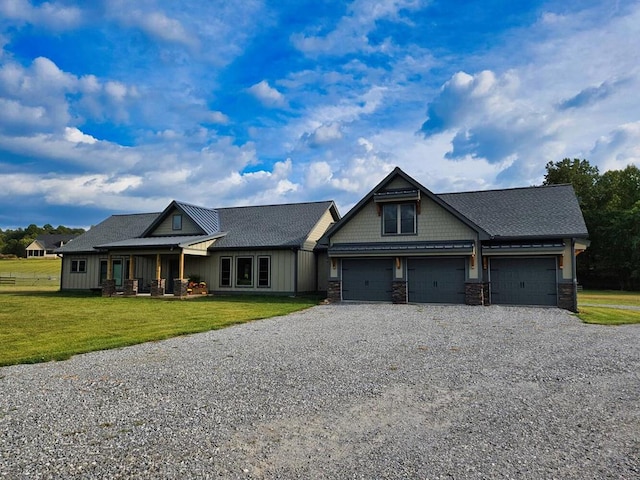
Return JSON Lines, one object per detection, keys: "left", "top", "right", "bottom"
{"left": 102, "top": 253, "right": 116, "bottom": 297}
{"left": 123, "top": 254, "right": 138, "bottom": 297}
{"left": 174, "top": 250, "right": 189, "bottom": 297}
{"left": 151, "top": 253, "right": 165, "bottom": 297}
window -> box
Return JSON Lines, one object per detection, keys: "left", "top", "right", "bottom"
{"left": 172, "top": 214, "right": 182, "bottom": 231}
{"left": 258, "top": 256, "right": 270, "bottom": 288}
{"left": 220, "top": 257, "right": 232, "bottom": 287}
{"left": 100, "top": 260, "right": 108, "bottom": 284}
{"left": 383, "top": 203, "right": 416, "bottom": 235}
{"left": 236, "top": 257, "right": 253, "bottom": 287}
{"left": 71, "top": 259, "right": 87, "bottom": 273}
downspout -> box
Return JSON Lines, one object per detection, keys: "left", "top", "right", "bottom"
{"left": 57, "top": 253, "right": 63, "bottom": 291}
{"left": 571, "top": 238, "right": 578, "bottom": 312}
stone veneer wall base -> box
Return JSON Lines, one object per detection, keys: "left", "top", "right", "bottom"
{"left": 327, "top": 280, "right": 341, "bottom": 302}
{"left": 558, "top": 282, "right": 577, "bottom": 312}
{"left": 151, "top": 279, "right": 166, "bottom": 297}
{"left": 102, "top": 279, "right": 116, "bottom": 297}
{"left": 392, "top": 280, "right": 407, "bottom": 304}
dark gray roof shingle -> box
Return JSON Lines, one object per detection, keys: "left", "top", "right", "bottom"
{"left": 34, "top": 234, "right": 77, "bottom": 250}
{"left": 212, "top": 201, "right": 335, "bottom": 249}
{"left": 438, "top": 184, "right": 588, "bottom": 239}
{"left": 56, "top": 213, "right": 159, "bottom": 253}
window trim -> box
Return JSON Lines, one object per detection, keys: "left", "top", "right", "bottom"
{"left": 172, "top": 214, "right": 182, "bottom": 231}
{"left": 220, "top": 257, "right": 232, "bottom": 287}
{"left": 71, "top": 258, "right": 87, "bottom": 273}
{"left": 382, "top": 203, "right": 417, "bottom": 236}
{"left": 235, "top": 256, "right": 254, "bottom": 287}
{"left": 257, "top": 256, "right": 271, "bottom": 288}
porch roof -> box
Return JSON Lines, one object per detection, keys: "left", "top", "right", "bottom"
{"left": 96, "top": 232, "right": 226, "bottom": 250}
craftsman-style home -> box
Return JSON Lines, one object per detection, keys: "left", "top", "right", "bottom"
{"left": 56, "top": 200, "right": 339, "bottom": 297}
{"left": 319, "top": 167, "right": 589, "bottom": 311}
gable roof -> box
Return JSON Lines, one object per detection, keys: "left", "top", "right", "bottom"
{"left": 439, "top": 184, "right": 588, "bottom": 239}
{"left": 56, "top": 213, "right": 159, "bottom": 254}
{"left": 212, "top": 201, "right": 338, "bottom": 249}
{"left": 141, "top": 200, "right": 220, "bottom": 236}
{"left": 321, "top": 167, "right": 490, "bottom": 243}
{"left": 56, "top": 200, "right": 339, "bottom": 253}
{"left": 31, "top": 234, "right": 77, "bottom": 250}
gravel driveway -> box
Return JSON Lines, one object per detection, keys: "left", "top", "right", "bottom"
{"left": 1, "top": 304, "right": 638, "bottom": 479}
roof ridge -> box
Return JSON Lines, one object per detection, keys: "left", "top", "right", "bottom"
{"left": 438, "top": 183, "right": 573, "bottom": 196}
{"left": 217, "top": 200, "right": 333, "bottom": 210}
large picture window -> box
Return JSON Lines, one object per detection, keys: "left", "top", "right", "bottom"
{"left": 258, "top": 256, "right": 270, "bottom": 288}
{"left": 220, "top": 257, "right": 232, "bottom": 287}
{"left": 71, "top": 259, "right": 87, "bottom": 273}
{"left": 236, "top": 257, "right": 253, "bottom": 287}
{"left": 383, "top": 203, "right": 416, "bottom": 235}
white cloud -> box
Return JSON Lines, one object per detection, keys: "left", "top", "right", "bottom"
{"left": 292, "top": 0, "right": 424, "bottom": 57}
{"left": 302, "top": 122, "right": 342, "bottom": 147}
{"left": 0, "top": 0, "right": 82, "bottom": 30}
{"left": 591, "top": 122, "right": 640, "bottom": 172}
{"left": 64, "top": 127, "right": 97, "bottom": 145}
{"left": 248, "top": 80, "right": 287, "bottom": 108}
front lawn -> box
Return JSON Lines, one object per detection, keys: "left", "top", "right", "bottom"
{"left": 0, "top": 289, "right": 318, "bottom": 367}
{"left": 577, "top": 290, "right": 640, "bottom": 325}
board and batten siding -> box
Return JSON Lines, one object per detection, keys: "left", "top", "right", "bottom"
{"left": 150, "top": 207, "right": 202, "bottom": 236}
{"left": 60, "top": 255, "right": 103, "bottom": 290}
{"left": 210, "top": 249, "right": 297, "bottom": 294}
{"left": 297, "top": 249, "right": 317, "bottom": 293}
{"left": 331, "top": 196, "right": 476, "bottom": 244}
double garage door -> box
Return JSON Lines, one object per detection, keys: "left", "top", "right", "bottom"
{"left": 341, "top": 257, "right": 466, "bottom": 304}
{"left": 489, "top": 257, "right": 558, "bottom": 306}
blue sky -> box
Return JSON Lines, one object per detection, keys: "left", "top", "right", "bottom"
{"left": 0, "top": 0, "right": 639, "bottom": 229}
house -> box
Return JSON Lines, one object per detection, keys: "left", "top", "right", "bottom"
{"left": 26, "top": 234, "right": 77, "bottom": 258}
{"left": 56, "top": 200, "right": 340, "bottom": 297}
{"left": 319, "top": 167, "right": 589, "bottom": 311}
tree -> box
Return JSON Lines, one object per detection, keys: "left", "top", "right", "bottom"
{"left": 543, "top": 158, "right": 600, "bottom": 210}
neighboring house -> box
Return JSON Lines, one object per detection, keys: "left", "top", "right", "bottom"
{"left": 56, "top": 200, "right": 340, "bottom": 297}
{"left": 26, "top": 234, "right": 77, "bottom": 258}
{"left": 320, "top": 167, "right": 589, "bottom": 311}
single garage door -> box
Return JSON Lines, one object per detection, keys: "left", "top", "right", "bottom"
{"left": 407, "top": 257, "right": 466, "bottom": 304}
{"left": 342, "top": 259, "right": 393, "bottom": 302}
{"left": 490, "top": 257, "right": 557, "bottom": 306}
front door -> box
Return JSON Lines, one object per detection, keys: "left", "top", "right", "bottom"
{"left": 167, "top": 258, "right": 179, "bottom": 293}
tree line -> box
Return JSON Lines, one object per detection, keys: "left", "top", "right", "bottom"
{"left": 544, "top": 158, "right": 640, "bottom": 290}
{"left": 0, "top": 224, "right": 86, "bottom": 258}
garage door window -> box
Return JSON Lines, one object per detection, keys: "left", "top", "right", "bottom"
{"left": 383, "top": 203, "right": 416, "bottom": 235}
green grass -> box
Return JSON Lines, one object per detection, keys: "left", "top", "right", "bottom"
{"left": 0, "top": 258, "right": 61, "bottom": 287}
{"left": 0, "top": 288, "right": 318, "bottom": 366}
{"left": 577, "top": 290, "right": 640, "bottom": 325}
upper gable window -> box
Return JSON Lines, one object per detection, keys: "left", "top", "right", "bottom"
{"left": 172, "top": 214, "right": 182, "bottom": 231}
{"left": 383, "top": 203, "right": 416, "bottom": 235}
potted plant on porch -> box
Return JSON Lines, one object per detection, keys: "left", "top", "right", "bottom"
{"left": 187, "top": 274, "right": 208, "bottom": 295}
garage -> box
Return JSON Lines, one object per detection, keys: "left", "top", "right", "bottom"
{"left": 489, "top": 257, "right": 557, "bottom": 306}
{"left": 407, "top": 257, "right": 466, "bottom": 304}
{"left": 342, "top": 259, "right": 393, "bottom": 301}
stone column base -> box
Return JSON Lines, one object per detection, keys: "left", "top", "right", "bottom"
{"left": 174, "top": 279, "right": 189, "bottom": 297}
{"left": 327, "top": 280, "right": 341, "bottom": 302}
{"left": 123, "top": 279, "right": 138, "bottom": 297}
{"left": 392, "top": 280, "right": 407, "bottom": 304}
{"left": 558, "top": 282, "right": 577, "bottom": 312}
{"left": 151, "top": 279, "right": 166, "bottom": 297}
{"left": 102, "top": 279, "right": 116, "bottom": 297}
{"left": 465, "top": 282, "right": 485, "bottom": 305}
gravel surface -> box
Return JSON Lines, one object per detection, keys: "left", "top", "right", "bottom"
{"left": 1, "top": 304, "right": 638, "bottom": 479}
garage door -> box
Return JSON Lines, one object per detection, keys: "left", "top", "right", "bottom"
{"left": 342, "top": 259, "right": 393, "bottom": 302}
{"left": 408, "top": 257, "right": 466, "bottom": 304}
{"left": 490, "top": 257, "right": 557, "bottom": 306}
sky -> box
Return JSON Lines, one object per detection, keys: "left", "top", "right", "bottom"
{"left": 0, "top": 0, "right": 639, "bottom": 229}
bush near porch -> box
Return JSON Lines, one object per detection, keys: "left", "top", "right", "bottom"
{"left": 0, "top": 288, "right": 318, "bottom": 367}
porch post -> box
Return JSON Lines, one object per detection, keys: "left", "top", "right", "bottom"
{"left": 174, "top": 250, "right": 189, "bottom": 297}
{"left": 151, "top": 253, "right": 165, "bottom": 297}
{"left": 102, "top": 253, "right": 116, "bottom": 297}
{"left": 123, "top": 254, "right": 138, "bottom": 297}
